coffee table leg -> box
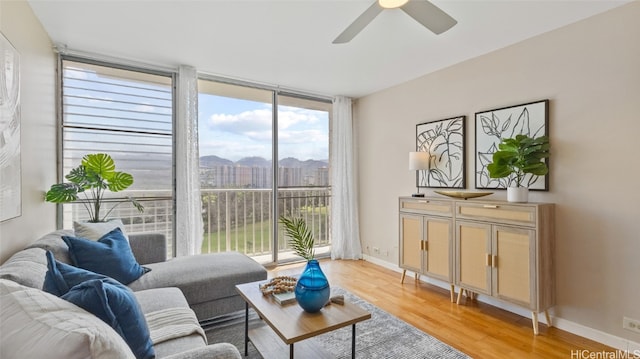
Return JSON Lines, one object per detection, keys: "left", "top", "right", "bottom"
{"left": 244, "top": 302, "right": 249, "bottom": 356}
{"left": 352, "top": 324, "right": 356, "bottom": 357}
{"left": 290, "top": 343, "right": 294, "bottom": 359}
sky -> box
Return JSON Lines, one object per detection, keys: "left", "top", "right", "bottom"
{"left": 198, "top": 94, "right": 329, "bottom": 162}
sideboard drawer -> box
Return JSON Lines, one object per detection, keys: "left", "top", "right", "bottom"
{"left": 455, "top": 202, "right": 536, "bottom": 226}
{"left": 400, "top": 198, "right": 452, "bottom": 216}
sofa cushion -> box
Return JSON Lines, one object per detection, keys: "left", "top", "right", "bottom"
{"left": 62, "top": 228, "right": 148, "bottom": 285}
{"left": 128, "top": 252, "right": 266, "bottom": 308}
{"left": 0, "top": 247, "right": 48, "bottom": 289}
{"left": 134, "top": 286, "right": 192, "bottom": 314}
{"left": 0, "top": 279, "right": 135, "bottom": 359}
{"left": 63, "top": 279, "right": 155, "bottom": 359}
{"left": 134, "top": 287, "right": 208, "bottom": 358}
{"left": 74, "top": 219, "right": 129, "bottom": 241}
{"left": 25, "top": 229, "right": 74, "bottom": 264}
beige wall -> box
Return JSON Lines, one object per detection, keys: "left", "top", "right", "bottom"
{"left": 0, "top": 0, "right": 57, "bottom": 263}
{"left": 356, "top": 2, "right": 640, "bottom": 345}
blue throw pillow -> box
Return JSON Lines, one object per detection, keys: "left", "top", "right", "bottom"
{"left": 43, "top": 251, "right": 155, "bottom": 359}
{"left": 62, "top": 279, "right": 155, "bottom": 359}
{"left": 43, "top": 250, "right": 109, "bottom": 296}
{"left": 62, "top": 227, "right": 147, "bottom": 285}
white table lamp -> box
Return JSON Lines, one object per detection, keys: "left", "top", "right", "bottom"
{"left": 409, "top": 151, "right": 429, "bottom": 197}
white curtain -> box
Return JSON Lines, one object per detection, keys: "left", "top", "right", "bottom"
{"left": 330, "top": 96, "right": 362, "bottom": 260}
{"left": 175, "top": 65, "right": 203, "bottom": 256}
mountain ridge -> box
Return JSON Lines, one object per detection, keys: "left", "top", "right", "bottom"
{"left": 200, "top": 155, "right": 327, "bottom": 168}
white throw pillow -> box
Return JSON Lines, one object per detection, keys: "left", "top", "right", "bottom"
{"left": 0, "top": 279, "right": 135, "bottom": 359}
{"left": 74, "top": 219, "right": 129, "bottom": 241}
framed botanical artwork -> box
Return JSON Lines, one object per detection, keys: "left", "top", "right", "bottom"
{"left": 475, "top": 99, "right": 549, "bottom": 190}
{"left": 0, "top": 32, "right": 21, "bottom": 222}
{"left": 416, "top": 115, "right": 466, "bottom": 189}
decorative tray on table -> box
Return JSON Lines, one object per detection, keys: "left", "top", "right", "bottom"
{"left": 433, "top": 190, "right": 493, "bottom": 200}
{"left": 259, "top": 276, "right": 298, "bottom": 305}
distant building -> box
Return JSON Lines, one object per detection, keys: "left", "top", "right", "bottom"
{"left": 200, "top": 159, "right": 329, "bottom": 188}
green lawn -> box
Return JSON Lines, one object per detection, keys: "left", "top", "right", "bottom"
{"left": 201, "top": 220, "right": 272, "bottom": 254}
{"left": 201, "top": 207, "right": 328, "bottom": 255}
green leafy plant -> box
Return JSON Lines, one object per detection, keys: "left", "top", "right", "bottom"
{"left": 280, "top": 216, "right": 315, "bottom": 261}
{"left": 487, "top": 134, "right": 550, "bottom": 187}
{"left": 45, "top": 153, "right": 144, "bottom": 222}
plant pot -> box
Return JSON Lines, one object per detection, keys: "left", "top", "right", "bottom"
{"left": 295, "top": 259, "right": 330, "bottom": 313}
{"left": 507, "top": 187, "right": 529, "bottom": 203}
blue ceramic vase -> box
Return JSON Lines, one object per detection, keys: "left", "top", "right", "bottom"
{"left": 295, "top": 259, "right": 330, "bottom": 313}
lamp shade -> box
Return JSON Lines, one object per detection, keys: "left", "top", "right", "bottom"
{"left": 409, "top": 151, "right": 429, "bottom": 170}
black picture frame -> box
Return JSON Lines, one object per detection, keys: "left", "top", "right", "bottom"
{"left": 416, "top": 116, "right": 466, "bottom": 189}
{"left": 474, "top": 99, "right": 549, "bottom": 190}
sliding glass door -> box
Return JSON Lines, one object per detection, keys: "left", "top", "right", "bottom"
{"left": 198, "top": 79, "right": 331, "bottom": 264}
{"left": 277, "top": 95, "right": 331, "bottom": 261}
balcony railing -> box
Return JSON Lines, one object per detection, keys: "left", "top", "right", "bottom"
{"left": 64, "top": 187, "right": 331, "bottom": 261}
{"left": 201, "top": 188, "right": 332, "bottom": 261}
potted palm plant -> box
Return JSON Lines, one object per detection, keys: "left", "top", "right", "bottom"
{"left": 280, "top": 216, "right": 330, "bottom": 313}
{"left": 487, "top": 134, "right": 550, "bottom": 202}
{"left": 45, "top": 153, "right": 144, "bottom": 222}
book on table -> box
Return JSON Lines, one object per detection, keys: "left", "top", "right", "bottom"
{"left": 272, "top": 291, "right": 296, "bottom": 305}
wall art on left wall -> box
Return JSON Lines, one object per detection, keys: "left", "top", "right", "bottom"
{"left": 416, "top": 115, "right": 466, "bottom": 189}
{"left": 0, "top": 32, "right": 21, "bottom": 222}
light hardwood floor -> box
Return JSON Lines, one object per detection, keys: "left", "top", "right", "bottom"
{"left": 268, "top": 259, "right": 613, "bottom": 358}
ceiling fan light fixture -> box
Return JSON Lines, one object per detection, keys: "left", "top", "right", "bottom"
{"left": 378, "top": 0, "right": 409, "bottom": 9}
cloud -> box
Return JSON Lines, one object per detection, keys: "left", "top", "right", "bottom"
{"left": 208, "top": 109, "right": 272, "bottom": 133}
{"left": 279, "top": 129, "right": 327, "bottom": 144}
{"left": 200, "top": 106, "right": 328, "bottom": 160}
{"left": 278, "top": 107, "right": 321, "bottom": 129}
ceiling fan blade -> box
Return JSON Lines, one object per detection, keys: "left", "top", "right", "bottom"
{"left": 401, "top": 0, "right": 457, "bottom": 35}
{"left": 332, "top": 1, "right": 384, "bottom": 44}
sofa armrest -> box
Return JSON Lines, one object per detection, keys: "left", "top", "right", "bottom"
{"left": 162, "top": 343, "right": 241, "bottom": 359}
{"left": 129, "top": 233, "right": 168, "bottom": 265}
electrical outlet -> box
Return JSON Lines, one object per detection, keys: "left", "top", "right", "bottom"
{"left": 623, "top": 317, "right": 640, "bottom": 334}
{"left": 372, "top": 247, "right": 380, "bottom": 254}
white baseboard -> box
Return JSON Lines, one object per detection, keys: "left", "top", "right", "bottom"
{"left": 361, "top": 255, "right": 640, "bottom": 353}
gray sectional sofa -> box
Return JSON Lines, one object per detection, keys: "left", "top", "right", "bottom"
{"left": 0, "top": 229, "right": 267, "bottom": 358}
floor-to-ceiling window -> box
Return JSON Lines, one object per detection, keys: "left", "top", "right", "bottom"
{"left": 59, "top": 57, "right": 174, "bottom": 253}
{"left": 198, "top": 79, "right": 331, "bottom": 264}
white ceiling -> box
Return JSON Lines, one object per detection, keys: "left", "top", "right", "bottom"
{"left": 27, "top": 0, "right": 630, "bottom": 98}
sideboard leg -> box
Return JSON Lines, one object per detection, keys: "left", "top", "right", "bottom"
{"left": 532, "top": 312, "right": 540, "bottom": 335}
{"left": 400, "top": 270, "right": 406, "bottom": 284}
{"left": 544, "top": 310, "right": 552, "bottom": 328}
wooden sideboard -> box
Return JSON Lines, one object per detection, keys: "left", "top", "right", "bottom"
{"left": 399, "top": 196, "right": 555, "bottom": 334}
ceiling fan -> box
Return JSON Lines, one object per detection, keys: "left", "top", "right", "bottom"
{"left": 333, "top": 0, "right": 457, "bottom": 44}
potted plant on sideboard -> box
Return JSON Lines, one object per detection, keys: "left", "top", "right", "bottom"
{"left": 45, "top": 153, "right": 144, "bottom": 223}
{"left": 487, "top": 134, "right": 550, "bottom": 202}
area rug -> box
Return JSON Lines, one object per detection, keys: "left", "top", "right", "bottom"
{"left": 203, "top": 287, "right": 470, "bottom": 359}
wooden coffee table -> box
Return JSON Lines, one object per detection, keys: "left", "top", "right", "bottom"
{"left": 235, "top": 281, "right": 371, "bottom": 358}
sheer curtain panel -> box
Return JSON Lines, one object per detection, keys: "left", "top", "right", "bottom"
{"left": 176, "top": 65, "right": 203, "bottom": 256}
{"left": 330, "top": 96, "right": 362, "bottom": 260}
